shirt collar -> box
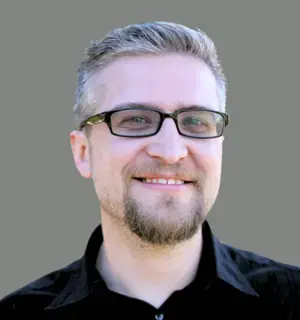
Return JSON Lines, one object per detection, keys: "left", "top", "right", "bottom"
{"left": 204, "top": 221, "right": 259, "bottom": 297}
{"left": 45, "top": 220, "right": 258, "bottom": 311}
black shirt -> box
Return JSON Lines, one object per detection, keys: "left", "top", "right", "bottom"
{"left": 1, "top": 221, "right": 300, "bottom": 319}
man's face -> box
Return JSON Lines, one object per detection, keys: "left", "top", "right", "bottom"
{"left": 71, "top": 54, "right": 224, "bottom": 246}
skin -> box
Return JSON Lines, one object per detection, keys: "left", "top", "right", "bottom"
{"left": 70, "top": 54, "right": 224, "bottom": 308}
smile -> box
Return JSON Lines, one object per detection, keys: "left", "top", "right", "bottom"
{"left": 133, "top": 176, "right": 194, "bottom": 189}
{"left": 136, "top": 178, "right": 186, "bottom": 185}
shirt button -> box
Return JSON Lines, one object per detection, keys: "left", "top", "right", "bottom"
{"left": 155, "top": 314, "right": 164, "bottom": 320}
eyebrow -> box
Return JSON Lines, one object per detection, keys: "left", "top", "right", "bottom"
{"left": 109, "top": 102, "right": 215, "bottom": 112}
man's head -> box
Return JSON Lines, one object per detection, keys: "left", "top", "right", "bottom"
{"left": 70, "top": 21, "right": 228, "bottom": 246}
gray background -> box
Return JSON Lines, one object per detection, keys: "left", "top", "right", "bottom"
{"left": 1, "top": 0, "right": 300, "bottom": 298}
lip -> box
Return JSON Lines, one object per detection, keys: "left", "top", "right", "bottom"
{"left": 133, "top": 178, "right": 193, "bottom": 191}
{"left": 133, "top": 174, "right": 192, "bottom": 182}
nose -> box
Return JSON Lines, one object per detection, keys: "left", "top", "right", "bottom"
{"left": 146, "top": 118, "right": 188, "bottom": 164}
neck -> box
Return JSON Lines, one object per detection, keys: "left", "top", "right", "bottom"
{"left": 96, "top": 211, "right": 204, "bottom": 309}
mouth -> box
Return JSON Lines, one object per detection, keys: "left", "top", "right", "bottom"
{"left": 133, "top": 177, "right": 193, "bottom": 185}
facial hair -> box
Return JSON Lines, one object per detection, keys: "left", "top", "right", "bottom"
{"left": 122, "top": 163, "right": 207, "bottom": 246}
{"left": 123, "top": 192, "right": 205, "bottom": 246}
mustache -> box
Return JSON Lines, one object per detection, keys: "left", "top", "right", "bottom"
{"left": 123, "top": 162, "right": 206, "bottom": 187}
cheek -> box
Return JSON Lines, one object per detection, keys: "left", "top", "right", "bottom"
{"left": 193, "top": 141, "right": 223, "bottom": 174}
{"left": 110, "top": 138, "right": 142, "bottom": 166}
{"left": 92, "top": 137, "right": 143, "bottom": 183}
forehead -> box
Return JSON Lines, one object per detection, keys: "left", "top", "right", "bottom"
{"left": 89, "top": 54, "right": 219, "bottom": 113}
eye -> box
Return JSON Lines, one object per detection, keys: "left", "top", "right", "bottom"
{"left": 179, "top": 115, "right": 211, "bottom": 134}
{"left": 125, "top": 116, "right": 147, "bottom": 123}
{"left": 182, "top": 117, "right": 208, "bottom": 127}
{"left": 183, "top": 117, "right": 206, "bottom": 125}
{"left": 116, "top": 115, "right": 153, "bottom": 129}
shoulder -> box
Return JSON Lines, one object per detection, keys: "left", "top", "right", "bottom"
{"left": 224, "top": 242, "right": 300, "bottom": 303}
{"left": 0, "top": 258, "right": 81, "bottom": 317}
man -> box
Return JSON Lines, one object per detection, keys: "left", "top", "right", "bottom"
{"left": 1, "top": 21, "right": 300, "bottom": 319}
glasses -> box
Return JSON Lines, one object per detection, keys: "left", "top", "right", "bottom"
{"left": 79, "top": 107, "right": 229, "bottom": 139}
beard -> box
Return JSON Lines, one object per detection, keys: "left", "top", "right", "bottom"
{"left": 98, "top": 161, "right": 210, "bottom": 246}
{"left": 123, "top": 184, "right": 206, "bottom": 246}
{"left": 120, "top": 162, "right": 208, "bottom": 245}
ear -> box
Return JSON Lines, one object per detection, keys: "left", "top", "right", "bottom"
{"left": 69, "top": 130, "right": 92, "bottom": 179}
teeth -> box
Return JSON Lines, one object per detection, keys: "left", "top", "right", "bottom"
{"left": 142, "top": 178, "right": 185, "bottom": 184}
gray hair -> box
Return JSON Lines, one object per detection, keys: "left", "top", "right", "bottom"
{"left": 73, "top": 21, "right": 227, "bottom": 128}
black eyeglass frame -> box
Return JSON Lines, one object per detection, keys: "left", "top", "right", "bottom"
{"left": 79, "top": 107, "right": 229, "bottom": 139}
